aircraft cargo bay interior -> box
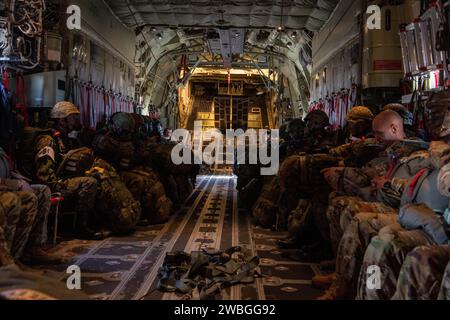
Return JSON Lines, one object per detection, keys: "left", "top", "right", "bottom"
{"left": 0, "top": 0, "right": 449, "bottom": 303}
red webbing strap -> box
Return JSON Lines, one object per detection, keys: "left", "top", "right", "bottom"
{"left": 2, "top": 68, "right": 10, "bottom": 90}
{"left": 81, "top": 85, "right": 89, "bottom": 127}
{"left": 408, "top": 168, "right": 428, "bottom": 198}
{"left": 15, "top": 74, "right": 29, "bottom": 126}
{"left": 385, "top": 160, "right": 398, "bottom": 179}
{"left": 86, "top": 85, "right": 93, "bottom": 129}
{"left": 111, "top": 93, "right": 117, "bottom": 114}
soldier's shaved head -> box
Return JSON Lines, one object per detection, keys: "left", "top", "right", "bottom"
{"left": 373, "top": 110, "right": 407, "bottom": 144}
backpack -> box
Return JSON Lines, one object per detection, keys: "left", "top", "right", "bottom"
{"left": 85, "top": 158, "right": 141, "bottom": 234}
{"left": 401, "top": 168, "right": 449, "bottom": 214}
{"left": 56, "top": 147, "right": 95, "bottom": 179}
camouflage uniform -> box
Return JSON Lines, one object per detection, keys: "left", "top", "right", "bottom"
{"left": 303, "top": 110, "right": 336, "bottom": 154}
{"left": 0, "top": 188, "right": 51, "bottom": 262}
{"left": 33, "top": 135, "right": 99, "bottom": 232}
{"left": 85, "top": 158, "right": 141, "bottom": 233}
{"left": 322, "top": 140, "right": 430, "bottom": 299}
{"left": 358, "top": 149, "right": 450, "bottom": 300}
{"left": 93, "top": 113, "right": 171, "bottom": 225}
{"left": 277, "top": 153, "right": 340, "bottom": 231}
{"left": 356, "top": 90, "right": 450, "bottom": 300}
{"left": 249, "top": 119, "right": 306, "bottom": 224}
{"left": 0, "top": 148, "right": 52, "bottom": 262}
{"left": 392, "top": 245, "right": 450, "bottom": 300}
{"left": 145, "top": 142, "right": 197, "bottom": 209}
{"left": 0, "top": 192, "right": 21, "bottom": 265}
{"left": 130, "top": 114, "right": 176, "bottom": 223}
{"left": 281, "top": 108, "right": 382, "bottom": 250}
{"left": 440, "top": 260, "right": 450, "bottom": 300}
{"left": 252, "top": 175, "right": 280, "bottom": 228}
{"left": 327, "top": 196, "right": 395, "bottom": 255}
{"left": 19, "top": 102, "right": 104, "bottom": 239}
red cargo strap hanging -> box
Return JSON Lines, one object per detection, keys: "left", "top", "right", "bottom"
{"left": 103, "top": 89, "right": 109, "bottom": 120}
{"left": 88, "top": 84, "right": 95, "bottom": 129}
{"left": 81, "top": 83, "right": 89, "bottom": 127}
{"left": 15, "top": 74, "right": 29, "bottom": 126}
{"left": 111, "top": 93, "right": 116, "bottom": 114}
{"left": 2, "top": 68, "right": 10, "bottom": 90}
{"left": 349, "top": 84, "right": 357, "bottom": 108}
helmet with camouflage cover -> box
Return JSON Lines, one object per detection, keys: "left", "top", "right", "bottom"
{"left": 304, "top": 110, "right": 329, "bottom": 135}
{"left": 425, "top": 90, "right": 450, "bottom": 140}
{"left": 51, "top": 101, "right": 80, "bottom": 119}
{"left": 346, "top": 106, "right": 374, "bottom": 123}
{"left": 345, "top": 106, "right": 374, "bottom": 138}
{"left": 109, "top": 112, "right": 136, "bottom": 139}
{"left": 129, "top": 113, "right": 148, "bottom": 138}
{"left": 287, "top": 118, "right": 306, "bottom": 141}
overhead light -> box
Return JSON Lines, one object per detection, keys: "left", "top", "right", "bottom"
{"left": 292, "top": 31, "right": 297, "bottom": 38}
{"left": 151, "top": 27, "right": 157, "bottom": 32}
{"left": 234, "top": 32, "right": 240, "bottom": 38}
{"left": 156, "top": 33, "right": 163, "bottom": 40}
{"left": 277, "top": 26, "right": 285, "bottom": 32}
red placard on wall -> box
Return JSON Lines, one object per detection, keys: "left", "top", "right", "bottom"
{"left": 373, "top": 60, "right": 402, "bottom": 70}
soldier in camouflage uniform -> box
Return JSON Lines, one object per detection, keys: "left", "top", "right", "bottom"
{"left": 0, "top": 191, "right": 27, "bottom": 266}
{"left": 23, "top": 102, "right": 102, "bottom": 240}
{"left": 392, "top": 244, "right": 450, "bottom": 300}
{"left": 357, "top": 90, "right": 450, "bottom": 300}
{"left": 0, "top": 147, "right": 63, "bottom": 264}
{"left": 93, "top": 113, "right": 172, "bottom": 225}
{"left": 276, "top": 107, "right": 381, "bottom": 254}
{"left": 315, "top": 109, "right": 430, "bottom": 299}
{"left": 303, "top": 110, "right": 336, "bottom": 154}
{"left": 251, "top": 118, "right": 306, "bottom": 227}
{"left": 280, "top": 118, "right": 307, "bottom": 159}
{"left": 129, "top": 113, "right": 173, "bottom": 224}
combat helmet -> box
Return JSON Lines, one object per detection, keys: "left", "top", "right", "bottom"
{"left": 51, "top": 101, "right": 80, "bottom": 119}
{"left": 345, "top": 106, "right": 374, "bottom": 137}
{"left": 346, "top": 106, "right": 374, "bottom": 123}
{"left": 109, "top": 112, "right": 136, "bottom": 139}
{"left": 287, "top": 118, "right": 306, "bottom": 141}
{"left": 304, "top": 110, "right": 329, "bottom": 134}
{"left": 129, "top": 113, "right": 148, "bottom": 138}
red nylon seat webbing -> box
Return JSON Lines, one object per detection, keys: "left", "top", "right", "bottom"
{"left": 2, "top": 68, "right": 10, "bottom": 90}
{"left": 408, "top": 168, "right": 428, "bottom": 198}
{"left": 15, "top": 75, "right": 29, "bottom": 126}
